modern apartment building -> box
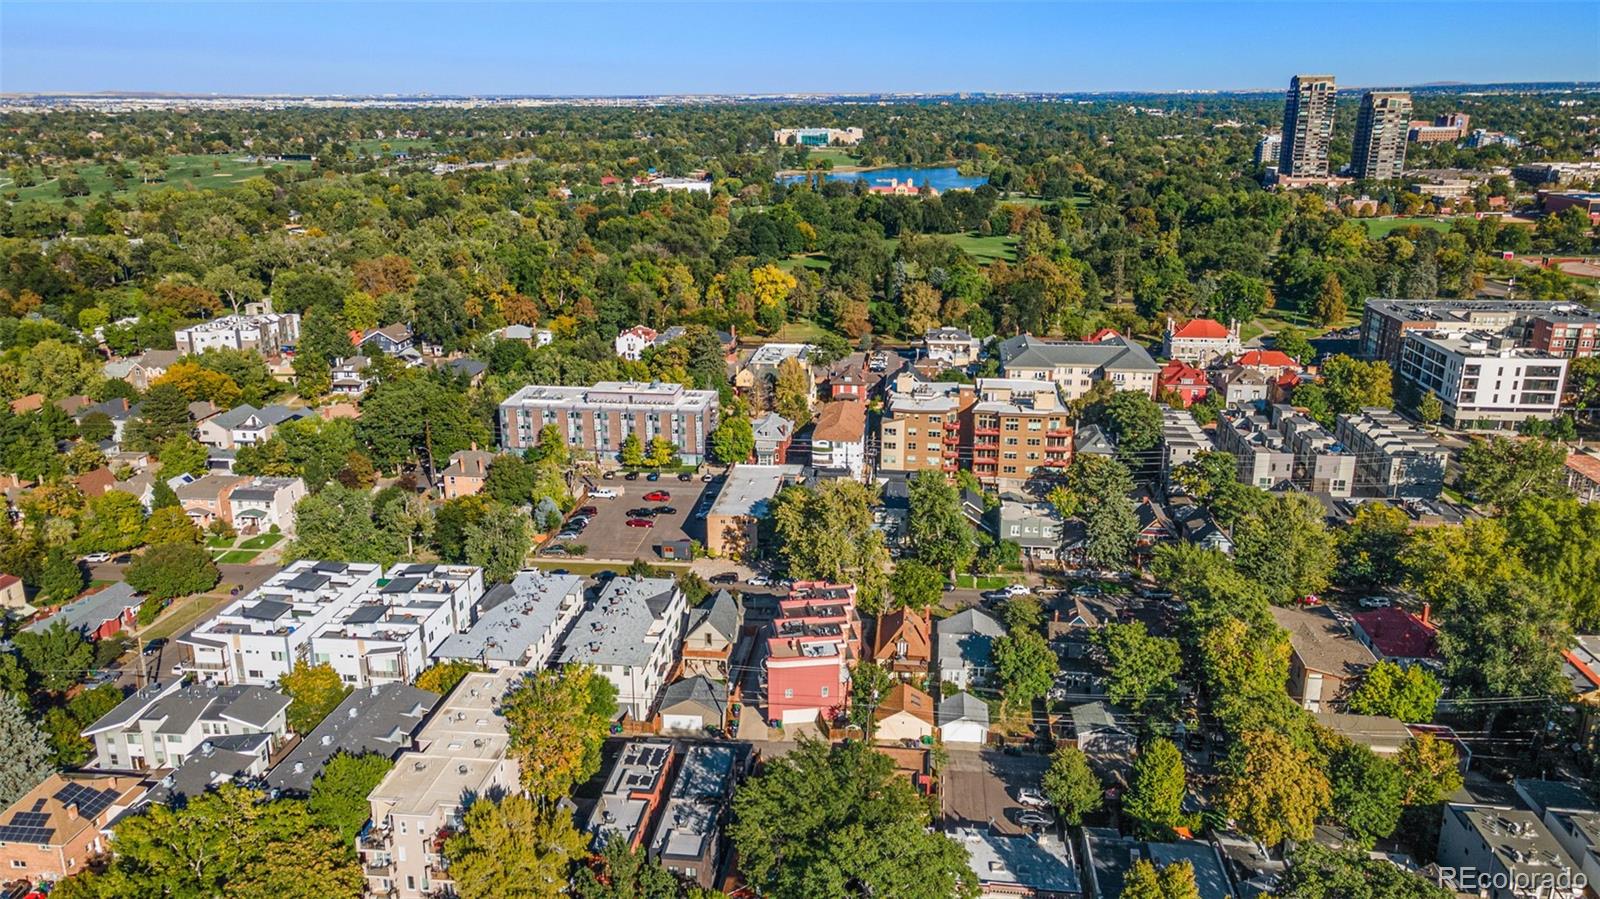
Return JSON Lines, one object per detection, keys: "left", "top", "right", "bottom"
{"left": 180, "top": 561, "right": 385, "bottom": 684}
{"left": 498, "top": 381, "right": 718, "bottom": 464}
{"left": 1397, "top": 331, "right": 1569, "bottom": 426}
{"left": 877, "top": 380, "right": 973, "bottom": 476}
{"left": 650, "top": 742, "right": 746, "bottom": 889}
{"left": 584, "top": 739, "right": 675, "bottom": 851}
{"left": 969, "top": 378, "right": 1073, "bottom": 490}
{"left": 1213, "top": 406, "right": 1295, "bottom": 490}
{"left": 310, "top": 563, "right": 485, "bottom": 688}
{"left": 1269, "top": 404, "right": 1356, "bottom": 497}
{"left": 180, "top": 561, "right": 484, "bottom": 687}
{"left": 557, "top": 576, "right": 687, "bottom": 720}
{"left": 1254, "top": 132, "right": 1282, "bottom": 166}
{"left": 174, "top": 311, "right": 301, "bottom": 357}
{"left": 1161, "top": 407, "right": 1215, "bottom": 485}
{"left": 361, "top": 670, "right": 521, "bottom": 899}
{"left": 1351, "top": 91, "right": 1412, "bottom": 180}
{"left": 1359, "top": 298, "right": 1600, "bottom": 366}
{"left": 431, "top": 570, "right": 586, "bottom": 670}
{"left": 1279, "top": 74, "right": 1337, "bottom": 177}
{"left": 764, "top": 581, "right": 861, "bottom": 726}
{"left": 997, "top": 333, "right": 1160, "bottom": 399}
{"left": 1334, "top": 408, "right": 1450, "bottom": 498}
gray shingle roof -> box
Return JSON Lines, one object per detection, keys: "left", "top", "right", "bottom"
{"left": 937, "top": 691, "right": 990, "bottom": 726}
{"left": 687, "top": 590, "right": 739, "bottom": 644}
{"left": 998, "top": 333, "right": 1160, "bottom": 373}
{"left": 264, "top": 683, "right": 439, "bottom": 795}
{"left": 25, "top": 582, "right": 141, "bottom": 636}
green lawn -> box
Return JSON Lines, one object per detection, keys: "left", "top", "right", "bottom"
{"left": 1, "top": 154, "right": 313, "bottom": 204}
{"left": 207, "top": 536, "right": 235, "bottom": 549}
{"left": 776, "top": 254, "right": 832, "bottom": 274}
{"left": 215, "top": 549, "right": 261, "bottom": 564}
{"left": 239, "top": 533, "right": 284, "bottom": 550}
{"left": 140, "top": 591, "right": 234, "bottom": 642}
{"left": 954, "top": 574, "right": 1011, "bottom": 590}
{"left": 770, "top": 319, "right": 834, "bottom": 343}
{"left": 804, "top": 148, "right": 859, "bottom": 168}
{"left": 1360, "top": 217, "right": 1453, "bottom": 238}
{"left": 882, "top": 231, "right": 1019, "bottom": 264}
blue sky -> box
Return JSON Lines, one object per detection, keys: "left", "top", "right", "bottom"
{"left": 2, "top": 2, "right": 1596, "bottom": 95}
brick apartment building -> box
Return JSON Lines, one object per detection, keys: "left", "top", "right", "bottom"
{"left": 498, "top": 381, "right": 719, "bottom": 465}
{"left": 969, "top": 378, "right": 1073, "bottom": 490}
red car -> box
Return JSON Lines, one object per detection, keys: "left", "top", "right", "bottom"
{"left": 626, "top": 518, "right": 655, "bottom": 528}
{"left": 643, "top": 491, "right": 671, "bottom": 502}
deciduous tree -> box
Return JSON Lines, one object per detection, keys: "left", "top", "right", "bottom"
{"left": 279, "top": 662, "right": 350, "bottom": 734}
{"left": 126, "top": 542, "right": 219, "bottom": 601}
{"left": 308, "top": 752, "right": 395, "bottom": 841}
{"left": 1041, "top": 744, "right": 1101, "bottom": 825}
{"left": 1124, "top": 738, "right": 1188, "bottom": 839}
{"left": 1219, "top": 730, "right": 1330, "bottom": 847}
{"left": 445, "top": 795, "right": 587, "bottom": 899}
{"left": 502, "top": 666, "right": 618, "bottom": 804}
{"left": 730, "top": 739, "right": 978, "bottom": 899}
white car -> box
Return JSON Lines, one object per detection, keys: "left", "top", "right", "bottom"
{"left": 1017, "top": 788, "right": 1049, "bottom": 808}
{"left": 747, "top": 574, "right": 771, "bottom": 587}
{"left": 1358, "top": 596, "right": 1393, "bottom": 609}
{"left": 589, "top": 488, "right": 619, "bottom": 500}
{"left": 1003, "top": 583, "right": 1032, "bottom": 597}
{"left": 82, "top": 552, "right": 111, "bottom": 564}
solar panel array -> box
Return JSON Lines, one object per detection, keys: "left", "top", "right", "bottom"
{"left": 0, "top": 809, "right": 55, "bottom": 844}
{"left": 54, "top": 782, "right": 119, "bottom": 820}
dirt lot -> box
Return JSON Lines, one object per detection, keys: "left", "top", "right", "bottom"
{"left": 544, "top": 479, "right": 711, "bottom": 562}
{"left": 941, "top": 747, "right": 1051, "bottom": 835}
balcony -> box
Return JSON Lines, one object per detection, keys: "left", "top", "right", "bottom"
{"left": 942, "top": 433, "right": 960, "bottom": 445}
{"left": 973, "top": 426, "right": 1000, "bottom": 436}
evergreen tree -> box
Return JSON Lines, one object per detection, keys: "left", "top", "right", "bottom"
{"left": 0, "top": 692, "right": 53, "bottom": 808}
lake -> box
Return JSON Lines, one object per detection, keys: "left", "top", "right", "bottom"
{"left": 777, "top": 165, "right": 988, "bottom": 192}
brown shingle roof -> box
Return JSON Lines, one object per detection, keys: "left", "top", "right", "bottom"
{"left": 872, "top": 609, "right": 930, "bottom": 663}
{"left": 875, "top": 682, "right": 936, "bottom": 726}
{"left": 1268, "top": 605, "right": 1376, "bottom": 680}
{"left": 812, "top": 399, "right": 867, "bottom": 443}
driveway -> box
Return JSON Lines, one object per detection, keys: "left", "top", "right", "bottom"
{"left": 941, "top": 748, "right": 1051, "bottom": 835}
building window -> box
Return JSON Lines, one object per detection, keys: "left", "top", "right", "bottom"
{"left": 784, "top": 688, "right": 794, "bottom": 698}
{"left": 821, "top": 686, "right": 830, "bottom": 698}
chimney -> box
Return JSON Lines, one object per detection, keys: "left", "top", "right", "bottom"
{"left": 65, "top": 803, "right": 80, "bottom": 820}
{"left": 1421, "top": 603, "right": 1431, "bottom": 626}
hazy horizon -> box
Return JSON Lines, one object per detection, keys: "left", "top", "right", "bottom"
{"left": 3, "top": 1, "right": 1597, "bottom": 97}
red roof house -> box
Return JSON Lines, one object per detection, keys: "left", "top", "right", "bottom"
{"left": 1157, "top": 359, "right": 1212, "bottom": 408}
{"left": 1163, "top": 317, "right": 1242, "bottom": 365}
{"left": 1352, "top": 607, "right": 1440, "bottom": 665}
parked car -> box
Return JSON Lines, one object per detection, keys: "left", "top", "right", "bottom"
{"left": 747, "top": 575, "right": 771, "bottom": 587}
{"left": 590, "top": 488, "right": 619, "bottom": 499}
{"left": 626, "top": 518, "right": 655, "bottom": 528}
{"left": 677, "top": 472, "right": 693, "bottom": 482}
{"left": 576, "top": 506, "right": 599, "bottom": 517}
{"left": 709, "top": 573, "right": 738, "bottom": 585}
{"left": 627, "top": 508, "right": 657, "bottom": 518}
{"left": 653, "top": 506, "right": 677, "bottom": 516}
{"left": 82, "top": 552, "right": 111, "bottom": 564}
{"left": 1297, "top": 594, "right": 1324, "bottom": 607}
{"left": 1002, "top": 583, "right": 1031, "bottom": 597}
{"left": 624, "top": 471, "right": 640, "bottom": 481}
{"left": 1358, "top": 596, "right": 1393, "bottom": 609}
{"left": 1070, "top": 585, "right": 1101, "bottom": 598}
{"left": 1014, "top": 810, "right": 1054, "bottom": 829}
{"left": 1016, "top": 787, "right": 1048, "bottom": 808}
{"left": 701, "top": 473, "right": 715, "bottom": 482}
{"left": 142, "top": 638, "right": 167, "bottom": 657}
{"left": 602, "top": 470, "right": 617, "bottom": 480}
{"left": 643, "top": 490, "right": 671, "bottom": 502}
{"left": 646, "top": 472, "right": 661, "bottom": 481}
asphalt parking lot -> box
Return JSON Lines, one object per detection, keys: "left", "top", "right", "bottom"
{"left": 545, "top": 479, "right": 711, "bottom": 562}
{"left": 941, "top": 748, "right": 1051, "bottom": 836}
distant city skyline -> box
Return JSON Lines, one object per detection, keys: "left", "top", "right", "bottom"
{"left": 2, "top": 1, "right": 1597, "bottom": 96}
